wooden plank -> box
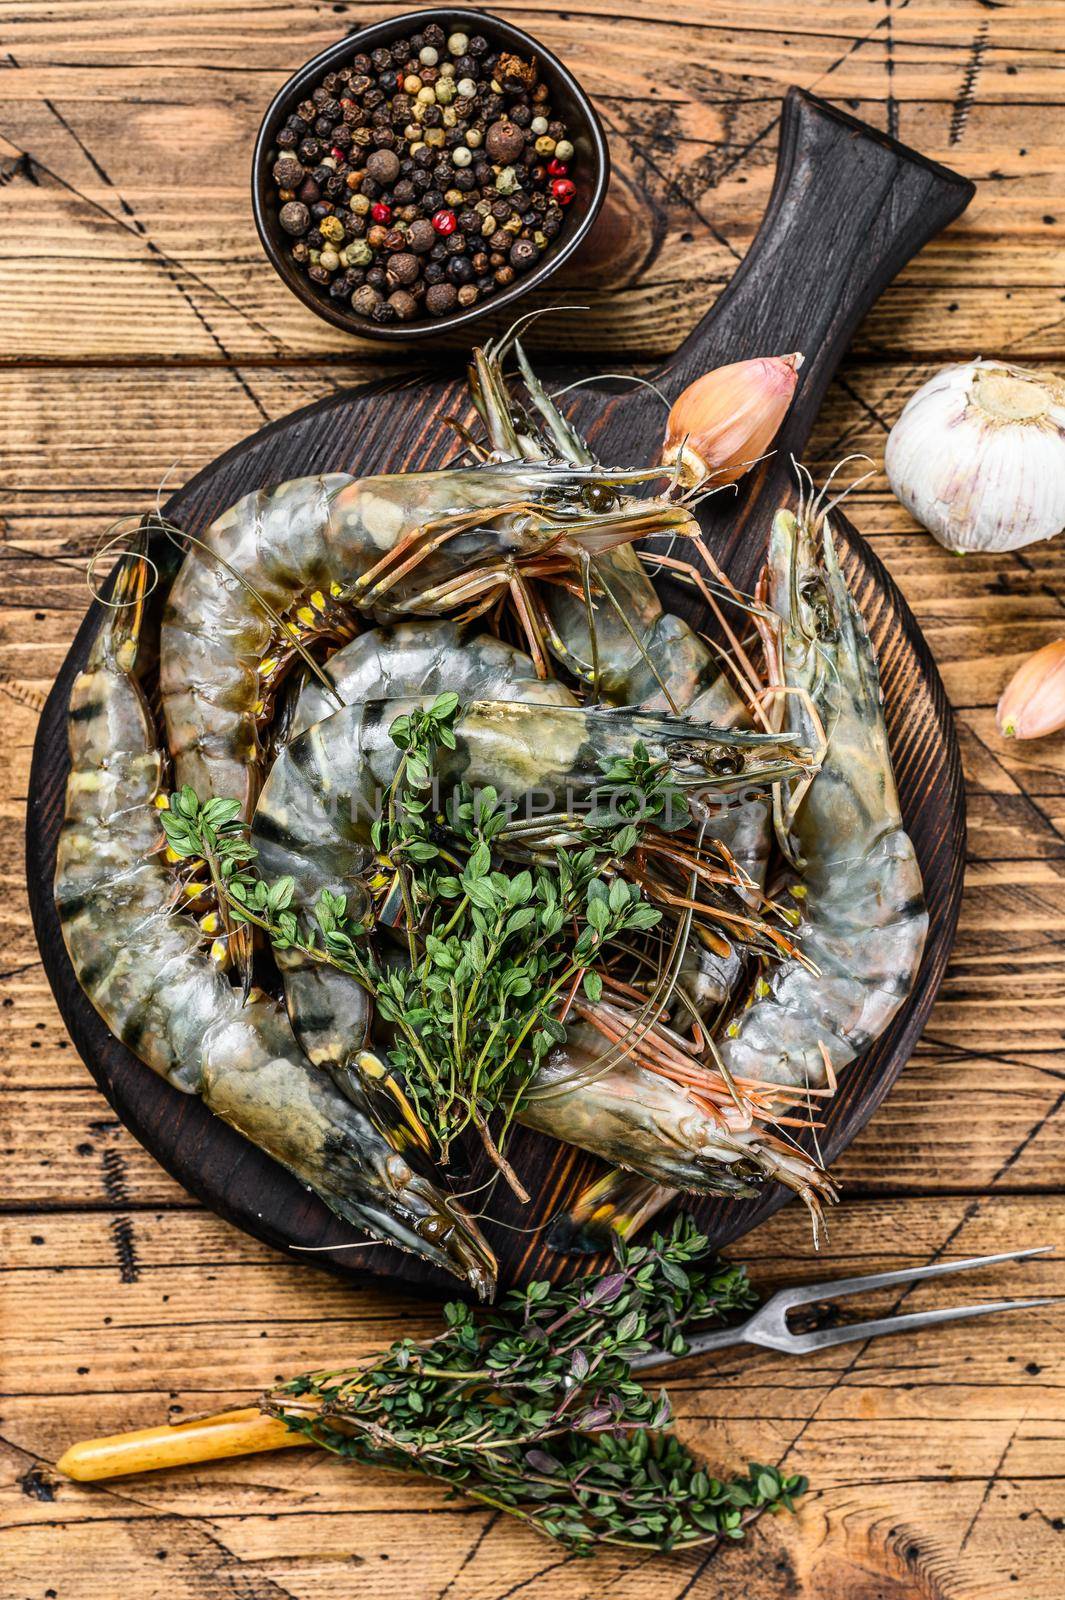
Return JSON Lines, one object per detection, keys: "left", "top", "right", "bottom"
{"left": 2, "top": 1198, "right": 1062, "bottom": 1596}
{"left": 0, "top": 6, "right": 1062, "bottom": 363}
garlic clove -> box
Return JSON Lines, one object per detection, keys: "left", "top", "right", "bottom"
{"left": 996, "top": 639, "right": 1065, "bottom": 740}
{"left": 885, "top": 358, "right": 1065, "bottom": 553}
{"left": 662, "top": 353, "right": 803, "bottom": 489}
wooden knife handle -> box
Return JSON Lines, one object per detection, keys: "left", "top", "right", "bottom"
{"left": 57, "top": 1406, "right": 307, "bottom": 1481}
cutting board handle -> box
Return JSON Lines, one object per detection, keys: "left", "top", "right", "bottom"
{"left": 659, "top": 87, "right": 974, "bottom": 510}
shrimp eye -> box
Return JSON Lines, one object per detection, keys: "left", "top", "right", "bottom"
{"left": 711, "top": 752, "right": 743, "bottom": 776}
{"left": 582, "top": 484, "right": 618, "bottom": 515}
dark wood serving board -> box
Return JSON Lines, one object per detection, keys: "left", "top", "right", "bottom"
{"left": 27, "top": 90, "right": 972, "bottom": 1297}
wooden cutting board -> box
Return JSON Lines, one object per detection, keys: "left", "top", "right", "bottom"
{"left": 26, "top": 90, "right": 972, "bottom": 1296}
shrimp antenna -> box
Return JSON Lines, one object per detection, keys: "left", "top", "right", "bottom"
{"left": 808, "top": 453, "right": 875, "bottom": 528}
{"left": 550, "top": 372, "right": 672, "bottom": 412}
{"left": 86, "top": 514, "right": 161, "bottom": 608}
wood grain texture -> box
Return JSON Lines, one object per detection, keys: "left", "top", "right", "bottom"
{"left": 2, "top": 3, "right": 1064, "bottom": 1597}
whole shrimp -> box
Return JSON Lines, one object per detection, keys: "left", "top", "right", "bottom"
{"left": 538, "top": 502, "right": 927, "bottom": 1246}
{"left": 251, "top": 697, "right": 811, "bottom": 914}
{"left": 160, "top": 463, "right": 698, "bottom": 819}
{"left": 713, "top": 503, "right": 928, "bottom": 1092}
{"left": 54, "top": 547, "right": 496, "bottom": 1295}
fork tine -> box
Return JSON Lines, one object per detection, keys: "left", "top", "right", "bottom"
{"left": 767, "top": 1247, "right": 1054, "bottom": 1310}
{"left": 775, "top": 1298, "right": 1055, "bottom": 1355}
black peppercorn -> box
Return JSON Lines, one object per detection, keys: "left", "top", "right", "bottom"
{"left": 372, "top": 298, "right": 396, "bottom": 323}
{"left": 423, "top": 189, "right": 444, "bottom": 213}
{"left": 371, "top": 47, "right": 391, "bottom": 72}
{"left": 393, "top": 179, "right": 416, "bottom": 204}
{"left": 276, "top": 127, "right": 298, "bottom": 150}
{"left": 447, "top": 255, "right": 474, "bottom": 285}
{"left": 298, "top": 138, "right": 322, "bottom": 163}
{"left": 314, "top": 115, "right": 332, "bottom": 138}
{"left": 509, "top": 237, "right": 539, "bottom": 273}
{"left": 423, "top": 260, "right": 446, "bottom": 285}
{"left": 297, "top": 176, "right": 320, "bottom": 205}
{"left": 365, "top": 265, "right": 388, "bottom": 290}
{"left": 307, "top": 263, "right": 331, "bottom": 286}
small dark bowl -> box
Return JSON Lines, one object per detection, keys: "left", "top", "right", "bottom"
{"left": 252, "top": 8, "right": 609, "bottom": 342}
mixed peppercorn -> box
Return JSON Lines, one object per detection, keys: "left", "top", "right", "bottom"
{"left": 267, "top": 23, "right": 579, "bottom": 324}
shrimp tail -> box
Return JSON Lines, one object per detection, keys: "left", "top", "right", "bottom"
{"left": 547, "top": 1167, "right": 673, "bottom": 1255}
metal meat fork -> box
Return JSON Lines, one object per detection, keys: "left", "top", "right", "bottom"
{"left": 636, "top": 1246, "right": 1054, "bottom": 1367}
{"left": 56, "top": 1248, "right": 1054, "bottom": 1482}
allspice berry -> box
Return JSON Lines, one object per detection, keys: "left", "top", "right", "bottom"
{"left": 273, "top": 155, "right": 304, "bottom": 188}
{"left": 365, "top": 148, "right": 401, "bottom": 185}
{"left": 386, "top": 251, "right": 419, "bottom": 287}
{"left": 279, "top": 201, "right": 311, "bottom": 236}
{"left": 388, "top": 289, "right": 419, "bottom": 320}
{"left": 407, "top": 218, "right": 437, "bottom": 253}
{"left": 485, "top": 119, "right": 525, "bottom": 163}
{"left": 425, "top": 281, "right": 458, "bottom": 316}
{"left": 351, "top": 284, "right": 381, "bottom": 316}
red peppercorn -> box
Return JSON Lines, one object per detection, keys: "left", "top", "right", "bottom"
{"left": 331, "top": 146, "right": 346, "bottom": 164}
{"left": 550, "top": 178, "right": 576, "bottom": 206}
{"left": 546, "top": 158, "right": 569, "bottom": 177}
{"left": 371, "top": 201, "right": 392, "bottom": 224}
{"left": 432, "top": 208, "right": 457, "bottom": 235}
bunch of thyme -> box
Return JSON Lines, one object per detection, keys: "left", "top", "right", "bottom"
{"left": 160, "top": 695, "right": 691, "bottom": 1186}
{"left": 265, "top": 1214, "right": 806, "bottom": 1554}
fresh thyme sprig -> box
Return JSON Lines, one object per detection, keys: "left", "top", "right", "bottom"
{"left": 265, "top": 1214, "right": 807, "bottom": 1554}
{"left": 159, "top": 697, "right": 692, "bottom": 1185}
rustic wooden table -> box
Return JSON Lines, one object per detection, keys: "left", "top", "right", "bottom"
{"left": 2, "top": 4, "right": 1064, "bottom": 1597}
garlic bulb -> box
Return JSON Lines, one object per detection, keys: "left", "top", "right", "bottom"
{"left": 996, "top": 639, "right": 1065, "bottom": 740}
{"left": 662, "top": 353, "right": 803, "bottom": 489}
{"left": 885, "top": 359, "right": 1065, "bottom": 553}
